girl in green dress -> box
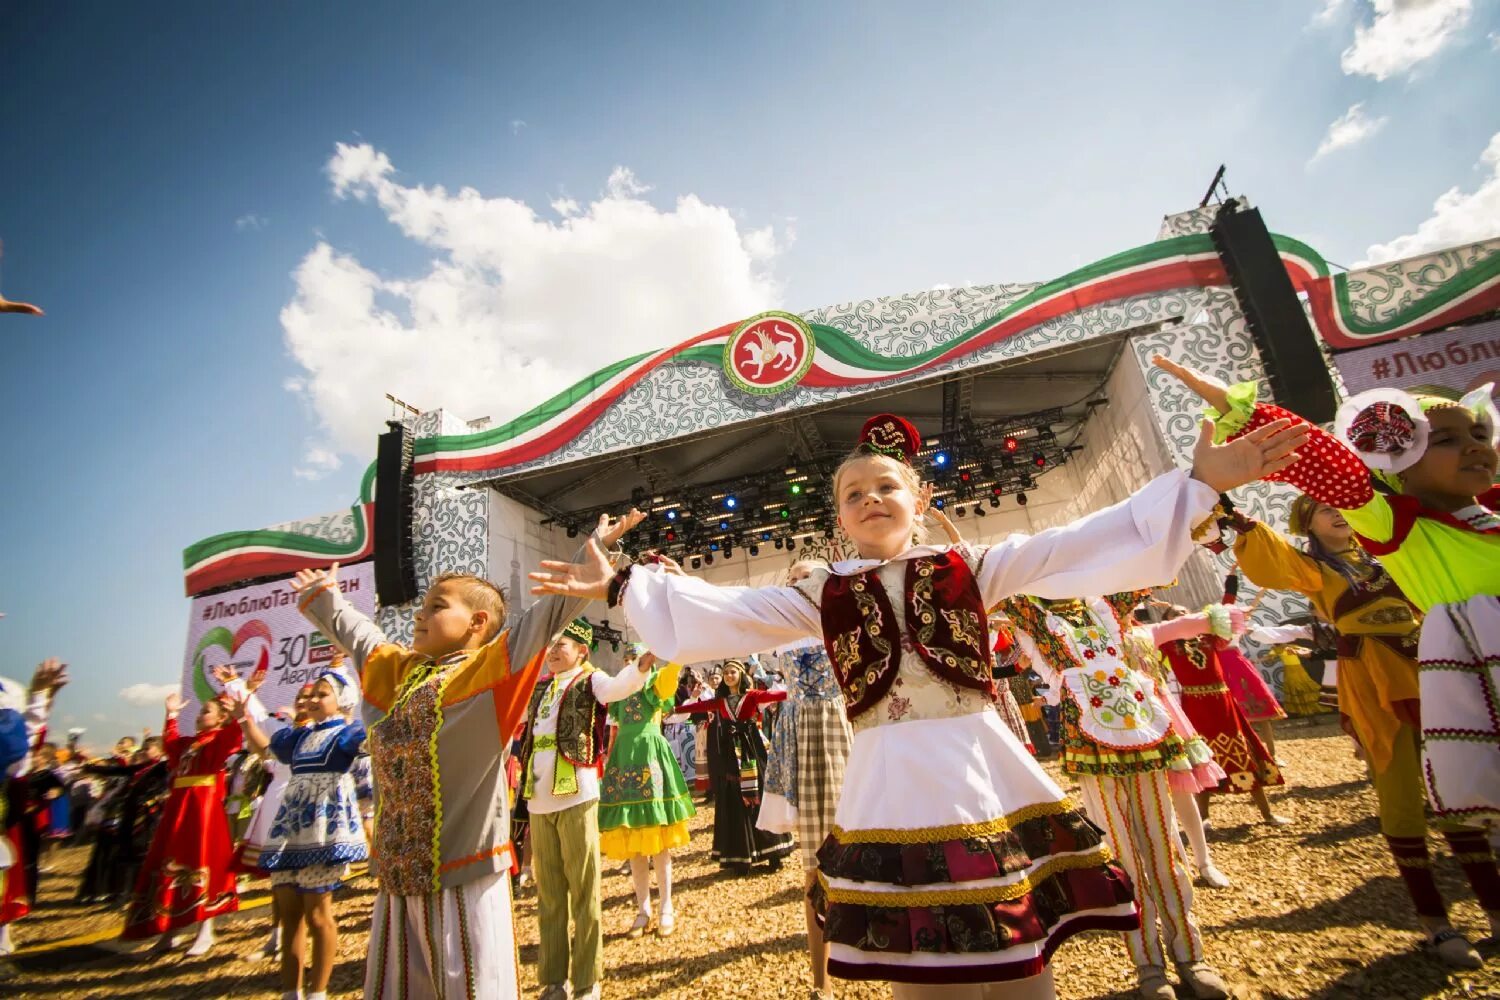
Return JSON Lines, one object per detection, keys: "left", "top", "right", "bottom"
{"left": 598, "top": 651, "right": 696, "bottom": 938}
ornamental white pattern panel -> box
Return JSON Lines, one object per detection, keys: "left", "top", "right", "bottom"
{"left": 1128, "top": 286, "right": 1312, "bottom": 634}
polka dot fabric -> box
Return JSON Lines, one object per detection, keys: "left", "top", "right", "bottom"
{"left": 1231, "top": 403, "right": 1374, "bottom": 510}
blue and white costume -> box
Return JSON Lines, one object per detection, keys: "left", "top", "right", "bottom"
{"left": 261, "top": 672, "right": 368, "bottom": 893}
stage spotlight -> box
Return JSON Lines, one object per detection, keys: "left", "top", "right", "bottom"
{"left": 691, "top": 557, "right": 702, "bottom": 570}
{"left": 989, "top": 496, "right": 1001, "bottom": 509}
{"left": 666, "top": 510, "right": 678, "bottom": 521}
{"left": 710, "top": 542, "right": 721, "bottom": 552}
{"left": 1016, "top": 493, "right": 1028, "bottom": 507}
{"left": 933, "top": 451, "right": 949, "bottom": 467}
{"left": 725, "top": 496, "right": 737, "bottom": 509}
{"left": 1004, "top": 437, "right": 1019, "bottom": 452}
{"left": 780, "top": 509, "right": 791, "bottom": 519}
{"left": 719, "top": 520, "right": 728, "bottom": 531}
{"left": 959, "top": 470, "right": 971, "bottom": 482}
{"left": 724, "top": 544, "right": 734, "bottom": 558}
{"left": 760, "top": 532, "right": 771, "bottom": 541}
{"left": 1033, "top": 451, "right": 1047, "bottom": 468}
{"left": 749, "top": 544, "right": 760, "bottom": 557}
{"left": 790, "top": 483, "right": 802, "bottom": 495}
{"left": 955, "top": 506, "right": 966, "bottom": 518}
{"left": 665, "top": 530, "right": 677, "bottom": 542}
{"left": 974, "top": 505, "right": 987, "bottom": 517}
{"left": 774, "top": 538, "right": 784, "bottom": 550}
{"left": 704, "top": 553, "right": 715, "bottom": 566}
{"left": 934, "top": 498, "right": 945, "bottom": 509}
{"left": 566, "top": 525, "right": 579, "bottom": 538}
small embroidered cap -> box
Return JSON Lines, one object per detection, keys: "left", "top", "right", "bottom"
{"left": 561, "top": 618, "right": 595, "bottom": 649}
{"left": 857, "top": 413, "right": 922, "bottom": 464}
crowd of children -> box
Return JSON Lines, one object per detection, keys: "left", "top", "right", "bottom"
{"left": 1, "top": 374, "right": 1496, "bottom": 999}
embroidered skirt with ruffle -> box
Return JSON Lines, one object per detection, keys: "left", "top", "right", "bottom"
{"left": 811, "top": 709, "right": 1138, "bottom": 984}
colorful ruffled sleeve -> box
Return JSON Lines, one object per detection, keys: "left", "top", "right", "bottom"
{"left": 1209, "top": 380, "right": 1375, "bottom": 511}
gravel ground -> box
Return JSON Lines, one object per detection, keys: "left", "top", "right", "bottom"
{"left": 5, "top": 716, "right": 1499, "bottom": 999}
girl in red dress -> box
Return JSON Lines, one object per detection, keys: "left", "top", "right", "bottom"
{"left": 121, "top": 690, "right": 242, "bottom": 955}
{"left": 1147, "top": 607, "right": 1288, "bottom": 827}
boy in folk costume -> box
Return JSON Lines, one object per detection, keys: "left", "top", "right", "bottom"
{"left": 533, "top": 412, "right": 1304, "bottom": 1000}
{"left": 290, "top": 511, "right": 642, "bottom": 1000}
{"left": 519, "top": 618, "right": 653, "bottom": 1000}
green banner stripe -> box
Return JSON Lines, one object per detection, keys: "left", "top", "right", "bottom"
{"left": 183, "top": 505, "right": 368, "bottom": 568}
{"left": 414, "top": 352, "right": 652, "bottom": 456}
{"left": 1331, "top": 255, "right": 1500, "bottom": 336}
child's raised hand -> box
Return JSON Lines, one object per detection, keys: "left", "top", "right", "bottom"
{"left": 210, "top": 665, "right": 238, "bottom": 685}
{"left": 598, "top": 508, "right": 647, "bottom": 549}
{"left": 29, "top": 658, "right": 68, "bottom": 695}
{"left": 638, "top": 651, "right": 659, "bottom": 673}
{"left": 529, "top": 537, "right": 615, "bottom": 601}
{"left": 1151, "top": 356, "right": 1233, "bottom": 415}
{"left": 164, "top": 692, "right": 185, "bottom": 715}
{"left": 1190, "top": 417, "right": 1310, "bottom": 493}
{"left": 925, "top": 501, "right": 961, "bottom": 545}
{"left": 290, "top": 561, "right": 339, "bottom": 595}
{"left": 655, "top": 554, "right": 687, "bottom": 577}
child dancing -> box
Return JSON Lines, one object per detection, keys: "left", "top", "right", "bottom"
{"left": 232, "top": 668, "right": 368, "bottom": 1000}
{"left": 291, "top": 510, "right": 640, "bottom": 1000}
{"left": 1156, "top": 355, "right": 1500, "bottom": 956}
{"left": 532, "top": 411, "right": 1303, "bottom": 999}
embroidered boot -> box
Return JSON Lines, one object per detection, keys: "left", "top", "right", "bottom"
{"left": 1136, "top": 964, "right": 1174, "bottom": 1000}
{"left": 1175, "top": 960, "right": 1230, "bottom": 999}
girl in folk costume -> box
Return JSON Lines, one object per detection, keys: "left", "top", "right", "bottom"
{"left": 1000, "top": 595, "right": 1229, "bottom": 1000}
{"left": 533, "top": 410, "right": 1305, "bottom": 999}
{"left": 1143, "top": 604, "right": 1287, "bottom": 827}
{"left": 232, "top": 668, "right": 368, "bottom": 1000}
{"left": 121, "top": 689, "right": 242, "bottom": 956}
{"left": 682, "top": 658, "right": 793, "bottom": 874}
{"left": 0, "top": 660, "right": 66, "bottom": 962}
{"left": 1113, "top": 608, "right": 1230, "bottom": 890}
{"left": 217, "top": 669, "right": 315, "bottom": 963}
{"left": 290, "top": 511, "right": 641, "bottom": 1000}
{"left": 760, "top": 561, "right": 856, "bottom": 1000}
{"left": 1156, "top": 362, "right": 1500, "bottom": 829}
{"left": 1215, "top": 573, "right": 1286, "bottom": 757}
{"left": 598, "top": 648, "right": 696, "bottom": 939}
{"left": 1232, "top": 495, "right": 1497, "bottom": 965}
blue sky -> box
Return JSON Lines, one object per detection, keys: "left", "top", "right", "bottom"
{"left": 1, "top": 0, "right": 1496, "bottom": 740}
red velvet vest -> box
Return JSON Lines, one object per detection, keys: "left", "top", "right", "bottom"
{"left": 820, "top": 549, "right": 997, "bottom": 720}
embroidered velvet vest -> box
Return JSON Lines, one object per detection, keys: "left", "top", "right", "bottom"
{"left": 820, "top": 549, "right": 996, "bottom": 720}
{"left": 521, "top": 668, "right": 609, "bottom": 769}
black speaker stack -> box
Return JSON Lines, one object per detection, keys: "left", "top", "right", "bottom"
{"left": 374, "top": 420, "right": 420, "bottom": 606}
{"left": 1209, "top": 202, "right": 1338, "bottom": 424}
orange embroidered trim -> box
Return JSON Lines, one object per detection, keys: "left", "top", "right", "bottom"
{"left": 817, "top": 847, "right": 1115, "bottom": 905}
{"left": 830, "top": 797, "right": 1077, "bottom": 844}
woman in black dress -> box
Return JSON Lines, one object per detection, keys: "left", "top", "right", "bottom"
{"left": 679, "top": 660, "right": 793, "bottom": 874}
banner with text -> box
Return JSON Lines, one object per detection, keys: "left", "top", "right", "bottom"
{"left": 1333, "top": 319, "right": 1500, "bottom": 399}
{"left": 178, "top": 561, "right": 375, "bottom": 732}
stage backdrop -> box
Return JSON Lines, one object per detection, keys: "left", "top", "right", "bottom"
{"left": 178, "top": 560, "right": 376, "bottom": 732}
{"left": 1333, "top": 318, "right": 1500, "bottom": 399}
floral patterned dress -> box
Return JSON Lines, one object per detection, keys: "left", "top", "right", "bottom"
{"left": 260, "top": 718, "right": 369, "bottom": 892}
{"left": 598, "top": 663, "right": 696, "bottom": 861}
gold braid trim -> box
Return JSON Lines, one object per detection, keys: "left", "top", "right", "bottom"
{"left": 1179, "top": 683, "right": 1229, "bottom": 696}
{"left": 817, "top": 847, "right": 1115, "bottom": 906}
{"left": 830, "top": 797, "right": 1078, "bottom": 844}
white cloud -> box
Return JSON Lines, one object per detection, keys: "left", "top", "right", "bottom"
{"left": 1359, "top": 130, "right": 1500, "bottom": 264}
{"left": 119, "top": 682, "right": 178, "bottom": 707}
{"left": 1309, "top": 102, "right": 1389, "bottom": 164}
{"left": 294, "top": 443, "right": 343, "bottom": 481}
{"left": 1312, "top": 0, "right": 1350, "bottom": 28}
{"left": 283, "top": 143, "right": 787, "bottom": 460}
{"left": 1340, "top": 0, "right": 1472, "bottom": 80}
{"left": 235, "top": 213, "right": 269, "bottom": 232}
